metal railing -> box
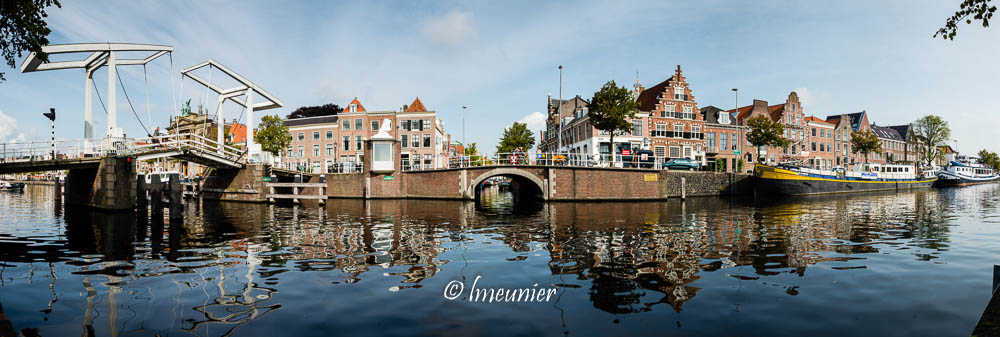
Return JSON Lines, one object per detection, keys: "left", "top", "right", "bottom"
{"left": 274, "top": 160, "right": 364, "bottom": 174}
{"left": 1, "top": 133, "right": 246, "bottom": 166}
{"left": 446, "top": 152, "right": 698, "bottom": 170}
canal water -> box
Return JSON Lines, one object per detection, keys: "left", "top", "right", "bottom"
{"left": 1, "top": 184, "right": 999, "bottom": 336}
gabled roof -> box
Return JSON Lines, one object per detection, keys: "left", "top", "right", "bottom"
{"left": 405, "top": 97, "right": 427, "bottom": 112}
{"left": 886, "top": 124, "right": 910, "bottom": 139}
{"left": 549, "top": 95, "right": 589, "bottom": 121}
{"left": 636, "top": 77, "right": 674, "bottom": 112}
{"left": 728, "top": 105, "right": 755, "bottom": 121}
{"left": 804, "top": 116, "right": 833, "bottom": 125}
{"left": 767, "top": 104, "right": 785, "bottom": 120}
{"left": 700, "top": 106, "right": 737, "bottom": 126}
{"left": 825, "top": 111, "right": 866, "bottom": 131}
{"left": 871, "top": 125, "right": 905, "bottom": 142}
{"left": 346, "top": 97, "right": 366, "bottom": 112}
{"left": 229, "top": 122, "right": 247, "bottom": 142}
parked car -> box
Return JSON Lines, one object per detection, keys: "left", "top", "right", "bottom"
{"left": 622, "top": 149, "right": 656, "bottom": 169}
{"left": 662, "top": 158, "right": 700, "bottom": 171}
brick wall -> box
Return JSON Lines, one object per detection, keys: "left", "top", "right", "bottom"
{"left": 65, "top": 156, "right": 136, "bottom": 211}
{"left": 202, "top": 164, "right": 267, "bottom": 202}
{"left": 326, "top": 173, "right": 365, "bottom": 198}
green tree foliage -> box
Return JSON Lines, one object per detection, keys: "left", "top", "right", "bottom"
{"left": 496, "top": 122, "right": 536, "bottom": 154}
{"left": 935, "top": 0, "right": 996, "bottom": 40}
{"left": 911, "top": 115, "right": 951, "bottom": 166}
{"left": 255, "top": 114, "right": 291, "bottom": 156}
{"left": 588, "top": 80, "right": 638, "bottom": 164}
{"left": 850, "top": 130, "right": 882, "bottom": 163}
{"left": 0, "top": 0, "right": 60, "bottom": 82}
{"left": 285, "top": 103, "right": 342, "bottom": 119}
{"left": 978, "top": 149, "right": 1000, "bottom": 169}
{"left": 745, "top": 115, "right": 789, "bottom": 162}
{"left": 462, "top": 142, "right": 492, "bottom": 166}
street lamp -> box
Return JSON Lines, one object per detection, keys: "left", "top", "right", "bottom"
{"left": 462, "top": 106, "right": 467, "bottom": 155}
{"left": 558, "top": 65, "right": 563, "bottom": 154}
{"left": 732, "top": 88, "right": 740, "bottom": 165}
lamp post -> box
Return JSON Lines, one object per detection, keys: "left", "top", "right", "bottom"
{"left": 558, "top": 65, "right": 563, "bottom": 154}
{"left": 732, "top": 88, "right": 740, "bottom": 166}
{"left": 462, "top": 106, "right": 467, "bottom": 155}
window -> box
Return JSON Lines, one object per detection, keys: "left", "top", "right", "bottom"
{"left": 655, "top": 124, "right": 667, "bottom": 137}
{"left": 674, "top": 124, "right": 684, "bottom": 138}
{"left": 371, "top": 120, "right": 379, "bottom": 131}
{"left": 820, "top": 143, "right": 825, "bottom": 152}
{"left": 424, "top": 155, "right": 432, "bottom": 168}
{"left": 820, "top": 129, "right": 825, "bottom": 138}
{"left": 673, "top": 87, "right": 687, "bottom": 100}
{"left": 631, "top": 120, "right": 642, "bottom": 136}
{"left": 411, "top": 134, "right": 420, "bottom": 148}
{"left": 349, "top": 104, "right": 358, "bottom": 113}
{"left": 423, "top": 134, "right": 431, "bottom": 147}
{"left": 326, "top": 144, "right": 333, "bottom": 156}
{"left": 286, "top": 148, "right": 292, "bottom": 157}
{"left": 721, "top": 133, "right": 728, "bottom": 150}
{"left": 298, "top": 132, "right": 304, "bottom": 141}
{"left": 355, "top": 119, "right": 363, "bottom": 130}
{"left": 313, "top": 131, "right": 320, "bottom": 140}
{"left": 326, "top": 131, "right": 333, "bottom": 139}
{"left": 662, "top": 104, "right": 675, "bottom": 118}
{"left": 313, "top": 144, "right": 320, "bottom": 156}
{"left": 342, "top": 120, "right": 350, "bottom": 130}
{"left": 812, "top": 128, "right": 817, "bottom": 137}
{"left": 343, "top": 136, "right": 350, "bottom": 151}
{"left": 654, "top": 146, "right": 666, "bottom": 158}
{"left": 401, "top": 134, "right": 408, "bottom": 148}
{"left": 355, "top": 135, "right": 363, "bottom": 150}
{"left": 692, "top": 126, "right": 701, "bottom": 139}
{"left": 683, "top": 147, "right": 692, "bottom": 157}
{"left": 707, "top": 132, "right": 716, "bottom": 150}
{"left": 297, "top": 145, "right": 304, "bottom": 157}
{"left": 812, "top": 142, "right": 817, "bottom": 151}
{"left": 403, "top": 120, "right": 411, "bottom": 131}
{"left": 669, "top": 146, "right": 681, "bottom": 158}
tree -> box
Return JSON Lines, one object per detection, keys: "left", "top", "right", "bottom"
{"left": 0, "top": 0, "right": 60, "bottom": 82}
{"left": 496, "top": 122, "right": 536, "bottom": 154}
{"left": 911, "top": 115, "right": 951, "bottom": 166}
{"left": 745, "top": 115, "right": 789, "bottom": 163}
{"left": 850, "top": 130, "right": 882, "bottom": 163}
{"left": 978, "top": 149, "right": 1000, "bottom": 169}
{"left": 255, "top": 114, "right": 291, "bottom": 156}
{"left": 935, "top": 0, "right": 996, "bottom": 40}
{"left": 463, "top": 142, "right": 492, "bottom": 166}
{"left": 588, "top": 80, "right": 639, "bottom": 165}
{"left": 285, "top": 103, "right": 342, "bottom": 119}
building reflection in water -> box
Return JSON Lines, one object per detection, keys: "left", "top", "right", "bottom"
{"left": 0, "top": 184, "right": 974, "bottom": 335}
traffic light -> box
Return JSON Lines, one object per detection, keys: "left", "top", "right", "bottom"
{"left": 43, "top": 108, "right": 55, "bottom": 121}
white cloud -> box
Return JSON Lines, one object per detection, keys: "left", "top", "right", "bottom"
{"left": 0, "top": 110, "right": 30, "bottom": 143}
{"left": 420, "top": 11, "right": 479, "bottom": 48}
{"left": 792, "top": 87, "right": 832, "bottom": 114}
{"left": 518, "top": 111, "right": 546, "bottom": 134}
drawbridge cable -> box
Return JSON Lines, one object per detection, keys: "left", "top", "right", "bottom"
{"left": 115, "top": 67, "right": 152, "bottom": 137}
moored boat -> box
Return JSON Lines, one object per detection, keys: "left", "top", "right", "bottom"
{"left": 0, "top": 180, "right": 26, "bottom": 191}
{"left": 754, "top": 162, "right": 937, "bottom": 196}
{"left": 935, "top": 161, "right": 999, "bottom": 187}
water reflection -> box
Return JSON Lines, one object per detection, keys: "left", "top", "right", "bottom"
{"left": 0, "top": 184, "right": 996, "bottom": 336}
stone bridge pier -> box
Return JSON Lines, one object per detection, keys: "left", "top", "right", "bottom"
{"left": 64, "top": 156, "right": 137, "bottom": 211}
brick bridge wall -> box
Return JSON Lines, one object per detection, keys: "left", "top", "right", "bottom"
{"left": 326, "top": 166, "right": 752, "bottom": 200}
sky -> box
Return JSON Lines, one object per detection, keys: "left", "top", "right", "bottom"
{"left": 1, "top": 0, "right": 998, "bottom": 156}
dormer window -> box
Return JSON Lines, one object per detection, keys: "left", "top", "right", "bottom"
{"left": 719, "top": 112, "right": 730, "bottom": 124}
{"left": 349, "top": 104, "right": 358, "bottom": 113}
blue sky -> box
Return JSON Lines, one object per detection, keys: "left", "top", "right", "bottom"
{"left": 1, "top": 0, "right": 998, "bottom": 155}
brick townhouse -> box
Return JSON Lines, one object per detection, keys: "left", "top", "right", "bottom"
{"left": 635, "top": 65, "right": 705, "bottom": 163}
{"left": 825, "top": 114, "right": 853, "bottom": 167}
{"left": 871, "top": 125, "right": 907, "bottom": 164}
{"left": 824, "top": 111, "right": 872, "bottom": 165}
{"left": 285, "top": 97, "right": 451, "bottom": 172}
{"left": 732, "top": 91, "right": 806, "bottom": 165}
{"left": 700, "top": 106, "right": 742, "bottom": 172}
{"left": 804, "top": 116, "right": 836, "bottom": 169}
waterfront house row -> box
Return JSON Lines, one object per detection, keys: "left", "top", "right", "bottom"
{"left": 284, "top": 97, "right": 452, "bottom": 173}
{"left": 538, "top": 65, "right": 925, "bottom": 172}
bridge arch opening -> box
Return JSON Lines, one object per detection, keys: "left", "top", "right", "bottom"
{"left": 467, "top": 168, "right": 546, "bottom": 206}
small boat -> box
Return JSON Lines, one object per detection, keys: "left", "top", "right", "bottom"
{"left": 754, "top": 162, "right": 937, "bottom": 196}
{"left": 935, "top": 161, "right": 999, "bottom": 187}
{"left": 0, "top": 180, "right": 26, "bottom": 191}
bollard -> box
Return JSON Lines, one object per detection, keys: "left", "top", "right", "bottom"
{"left": 54, "top": 176, "right": 62, "bottom": 204}
{"left": 168, "top": 174, "right": 183, "bottom": 222}
{"left": 150, "top": 174, "right": 163, "bottom": 216}
{"left": 318, "top": 174, "right": 326, "bottom": 206}
{"left": 136, "top": 174, "right": 147, "bottom": 210}
{"left": 681, "top": 177, "right": 686, "bottom": 200}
